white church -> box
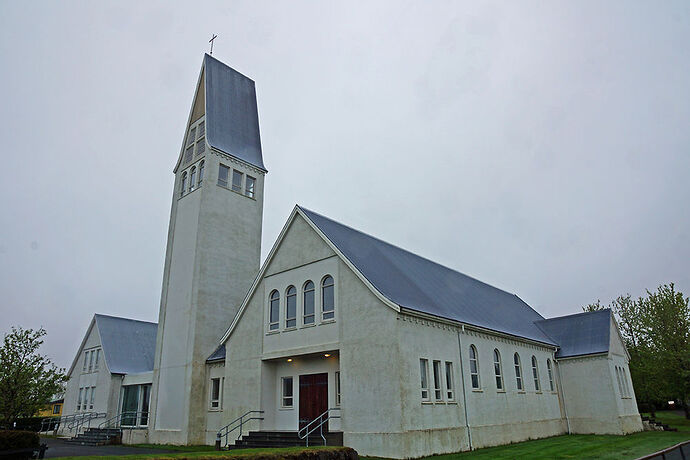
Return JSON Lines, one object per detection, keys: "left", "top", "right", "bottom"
{"left": 59, "top": 54, "right": 643, "bottom": 458}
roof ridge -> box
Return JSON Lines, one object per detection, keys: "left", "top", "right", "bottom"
{"left": 94, "top": 313, "right": 158, "bottom": 326}
{"left": 204, "top": 53, "right": 255, "bottom": 83}
{"left": 298, "top": 205, "right": 523, "bottom": 300}
{"left": 536, "top": 308, "right": 611, "bottom": 324}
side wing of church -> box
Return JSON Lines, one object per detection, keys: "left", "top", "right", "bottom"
{"left": 54, "top": 54, "right": 643, "bottom": 458}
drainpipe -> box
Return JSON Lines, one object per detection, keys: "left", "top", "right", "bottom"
{"left": 555, "top": 360, "right": 571, "bottom": 434}
{"left": 457, "top": 325, "right": 473, "bottom": 450}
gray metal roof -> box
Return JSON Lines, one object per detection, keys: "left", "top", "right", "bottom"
{"left": 95, "top": 314, "right": 158, "bottom": 374}
{"left": 299, "top": 207, "right": 557, "bottom": 345}
{"left": 204, "top": 54, "right": 265, "bottom": 171}
{"left": 206, "top": 344, "right": 226, "bottom": 363}
{"left": 535, "top": 309, "right": 612, "bottom": 358}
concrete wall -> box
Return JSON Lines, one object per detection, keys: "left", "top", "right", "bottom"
{"left": 60, "top": 320, "right": 120, "bottom": 435}
{"left": 204, "top": 363, "right": 227, "bottom": 444}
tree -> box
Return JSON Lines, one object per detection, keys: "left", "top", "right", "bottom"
{"left": 0, "top": 327, "right": 67, "bottom": 428}
{"left": 584, "top": 284, "right": 690, "bottom": 419}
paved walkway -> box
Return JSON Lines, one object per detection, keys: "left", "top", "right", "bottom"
{"left": 41, "top": 437, "right": 177, "bottom": 458}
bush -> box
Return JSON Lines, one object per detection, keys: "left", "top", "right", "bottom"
{"left": 8, "top": 417, "right": 43, "bottom": 432}
{"left": 0, "top": 430, "right": 40, "bottom": 450}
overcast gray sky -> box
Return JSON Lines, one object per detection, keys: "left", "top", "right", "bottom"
{"left": 1, "top": 1, "right": 689, "bottom": 369}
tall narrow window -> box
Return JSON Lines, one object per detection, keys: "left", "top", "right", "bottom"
{"left": 83, "top": 352, "right": 88, "bottom": 372}
{"left": 622, "top": 368, "right": 630, "bottom": 397}
{"left": 198, "top": 161, "right": 204, "bottom": 185}
{"left": 285, "top": 286, "right": 297, "bottom": 328}
{"left": 335, "top": 371, "right": 341, "bottom": 406}
{"left": 269, "top": 290, "right": 280, "bottom": 331}
{"left": 189, "top": 167, "right": 196, "bottom": 192}
{"left": 188, "top": 127, "right": 196, "bottom": 146}
{"left": 210, "top": 378, "right": 221, "bottom": 409}
{"left": 83, "top": 388, "right": 90, "bottom": 411}
{"left": 420, "top": 359, "right": 430, "bottom": 401}
{"left": 469, "top": 345, "right": 480, "bottom": 389}
{"left": 245, "top": 176, "right": 256, "bottom": 198}
{"left": 94, "top": 349, "right": 100, "bottom": 371}
{"left": 321, "top": 275, "right": 334, "bottom": 320}
{"left": 493, "top": 349, "right": 504, "bottom": 390}
{"left": 218, "top": 164, "right": 229, "bottom": 187}
{"left": 89, "top": 386, "right": 95, "bottom": 409}
{"left": 196, "top": 122, "right": 205, "bottom": 155}
{"left": 303, "top": 281, "right": 315, "bottom": 324}
{"left": 514, "top": 353, "right": 523, "bottom": 390}
{"left": 231, "top": 170, "right": 243, "bottom": 192}
{"left": 445, "top": 362, "right": 455, "bottom": 400}
{"left": 547, "top": 359, "right": 554, "bottom": 391}
{"left": 281, "top": 377, "right": 293, "bottom": 407}
{"left": 197, "top": 121, "right": 205, "bottom": 139}
{"left": 88, "top": 350, "right": 94, "bottom": 372}
{"left": 77, "top": 388, "right": 83, "bottom": 411}
{"left": 184, "top": 145, "right": 194, "bottom": 164}
{"left": 531, "top": 356, "right": 541, "bottom": 391}
{"left": 615, "top": 367, "right": 623, "bottom": 396}
{"left": 433, "top": 360, "right": 443, "bottom": 400}
{"left": 181, "top": 172, "right": 188, "bottom": 197}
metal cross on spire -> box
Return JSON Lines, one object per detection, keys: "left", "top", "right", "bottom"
{"left": 209, "top": 34, "right": 218, "bottom": 55}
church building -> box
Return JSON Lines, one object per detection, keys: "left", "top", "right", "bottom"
{"left": 59, "top": 54, "right": 643, "bottom": 458}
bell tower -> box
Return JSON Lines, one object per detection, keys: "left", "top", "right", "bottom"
{"left": 149, "top": 54, "right": 266, "bottom": 445}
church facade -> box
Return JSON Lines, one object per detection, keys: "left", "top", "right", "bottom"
{"left": 59, "top": 54, "right": 643, "bottom": 458}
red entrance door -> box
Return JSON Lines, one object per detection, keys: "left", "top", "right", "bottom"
{"left": 299, "top": 373, "right": 329, "bottom": 430}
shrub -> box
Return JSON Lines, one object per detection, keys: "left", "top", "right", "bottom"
{"left": 0, "top": 430, "right": 40, "bottom": 450}
{"left": 7, "top": 417, "right": 43, "bottom": 432}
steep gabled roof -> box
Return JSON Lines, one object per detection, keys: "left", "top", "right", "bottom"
{"left": 206, "top": 344, "right": 226, "bottom": 363}
{"left": 204, "top": 54, "right": 265, "bottom": 171}
{"left": 298, "top": 207, "right": 556, "bottom": 345}
{"left": 535, "top": 309, "right": 612, "bottom": 358}
{"left": 94, "top": 314, "right": 158, "bottom": 374}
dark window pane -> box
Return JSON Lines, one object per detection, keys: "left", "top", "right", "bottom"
{"left": 286, "top": 286, "right": 296, "bottom": 328}
{"left": 245, "top": 176, "right": 256, "bottom": 198}
{"left": 232, "top": 170, "right": 243, "bottom": 192}
{"left": 303, "top": 281, "right": 314, "bottom": 324}
{"left": 218, "top": 165, "right": 229, "bottom": 187}
{"left": 322, "top": 275, "right": 334, "bottom": 319}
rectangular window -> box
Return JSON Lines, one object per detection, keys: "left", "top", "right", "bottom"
{"left": 218, "top": 164, "right": 229, "bottom": 187}
{"left": 90, "top": 386, "right": 95, "bottom": 409}
{"left": 245, "top": 176, "right": 256, "bottom": 198}
{"left": 433, "top": 360, "right": 443, "bottom": 401}
{"left": 420, "top": 359, "right": 429, "bottom": 401}
{"left": 281, "top": 376, "right": 293, "bottom": 408}
{"left": 210, "top": 378, "right": 221, "bottom": 409}
{"left": 83, "top": 352, "right": 88, "bottom": 372}
{"left": 94, "top": 349, "right": 100, "bottom": 371}
{"left": 77, "top": 388, "right": 83, "bottom": 411}
{"left": 188, "top": 127, "right": 196, "bottom": 146}
{"left": 184, "top": 145, "right": 194, "bottom": 164}
{"left": 196, "top": 138, "right": 205, "bottom": 155}
{"left": 53, "top": 404, "right": 61, "bottom": 414}
{"left": 445, "top": 362, "right": 454, "bottom": 400}
{"left": 83, "top": 388, "right": 90, "bottom": 411}
{"left": 197, "top": 121, "right": 205, "bottom": 139}
{"left": 335, "top": 371, "right": 341, "bottom": 406}
{"left": 88, "top": 350, "right": 94, "bottom": 372}
{"left": 232, "top": 170, "right": 243, "bottom": 192}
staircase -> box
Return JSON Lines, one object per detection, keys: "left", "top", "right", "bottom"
{"left": 65, "top": 428, "right": 122, "bottom": 446}
{"left": 641, "top": 416, "right": 678, "bottom": 432}
{"left": 230, "top": 430, "right": 343, "bottom": 449}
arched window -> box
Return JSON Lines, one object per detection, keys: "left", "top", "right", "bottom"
{"left": 531, "top": 356, "right": 540, "bottom": 391}
{"left": 269, "top": 290, "right": 279, "bottom": 331}
{"left": 285, "top": 286, "right": 296, "bottom": 328}
{"left": 469, "top": 345, "right": 480, "bottom": 389}
{"left": 547, "top": 359, "right": 555, "bottom": 391}
{"left": 321, "top": 275, "right": 334, "bottom": 320}
{"left": 493, "top": 349, "right": 504, "bottom": 390}
{"left": 198, "top": 161, "right": 204, "bottom": 185}
{"left": 514, "top": 353, "right": 523, "bottom": 390}
{"left": 303, "top": 281, "right": 315, "bottom": 324}
{"left": 181, "top": 172, "right": 187, "bottom": 197}
{"left": 190, "top": 167, "right": 196, "bottom": 192}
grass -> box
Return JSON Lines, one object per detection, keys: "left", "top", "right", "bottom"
{"left": 404, "top": 411, "right": 690, "bottom": 460}
{"left": 55, "top": 445, "right": 342, "bottom": 460}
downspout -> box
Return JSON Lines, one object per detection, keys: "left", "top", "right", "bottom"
{"left": 457, "top": 325, "right": 473, "bottom": 450}
{"left": 555, "top": 359, "right": 571, "bottom": 434}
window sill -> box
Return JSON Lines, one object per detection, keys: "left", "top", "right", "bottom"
{"left": 517, "top": 391, "right": 526, "bottom": 394}
{"left": 208, "top": 408, "right": 222, "bottom": 412}
{"left": 421, "top": 401, "right": 433, "bottom": 405}
{"left": 319, "top": 319, "right": 336, "bottom": 326}
{"left": 496, "top": 390, "right": 506, "bottom": 393}
{"left": 300, "top": 323, "right": 317, "bottom": 329}
{"left": 216, "top": 183, "right": 257, "bottom": 201}
{"left": 471, "top": 389, "right": 483, "bottom": 393}
{"left": 279, "top": 406, "right": 294, "bottom": 411}
{"left": 536, "top": 391, "right": 543, "bottom": 394}
{"left": 266, "top": 330, "right": 280, "bottom": 336}
{"left": 283, "top": 327, "right": 297, "bottom": 332}
{"left": 433, "top": 400, "right": 445, "bottom": 404}
{"left": 178, "top": 185, "right": 202, "bottom": 200}
{"left": 446, "top": 401, "right": 458, "bottom": 405}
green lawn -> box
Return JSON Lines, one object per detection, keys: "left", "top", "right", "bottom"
{"left": 56, "top": 446, "right": 341, "bottom": 460}
{"left": 411, "top": 411, "right": 690, "bottom": 460}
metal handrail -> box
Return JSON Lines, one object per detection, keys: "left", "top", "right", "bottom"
{"left": 216, "top": 410, "right": 264, "bottom": 447}
{"left": 98, "top": 411, "right": 150, "bottom": 429}
{"left": 298, "top": 408, "right": 341, "bottom": 447}
{"left": 67, "top": 412, "right": 106, "bottom": 432}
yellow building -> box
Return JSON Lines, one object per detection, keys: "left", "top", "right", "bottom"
{"left": 37, "top": 398, "right": 63, "bottom": 417}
